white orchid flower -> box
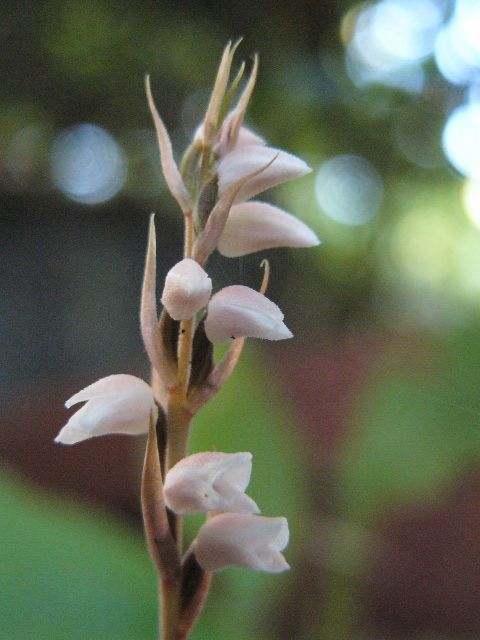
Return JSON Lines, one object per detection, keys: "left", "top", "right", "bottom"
{"left": 55, "top": 374, "right": 156, "bottom": 445}
{"left": 195, "top": 513, "right": 290, "bottom": 573}
{"left": 164, "top": 451, "right": 259, "bottom": 515}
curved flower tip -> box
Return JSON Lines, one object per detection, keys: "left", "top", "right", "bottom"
{"left": 205, "top": 285, "right": 292, "bottom": 344}
{"left": 164, "top": 451, "right": 259, "bottom": 515}
{"left": 161, "top": 258, "right": 212, "bottom": 321}
{"left": 217, "top": 145, "right": 311, "bottom": 204}
{"left": 218, "top": 201, "right": 320, "bottom": 257}
{"left": 55, "top": 374, "right": 156, "bottom": 445}
{"left": 195, "top": 513, "right": 290, "bottom": 573}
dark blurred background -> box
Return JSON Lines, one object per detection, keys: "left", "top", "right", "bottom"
{"left": 3, "top": 0, "right": 480, "bottom": 638}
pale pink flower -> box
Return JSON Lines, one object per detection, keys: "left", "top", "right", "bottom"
{"left": 204, "top": 285, "right": 292, "bottom": 343}
{"left": 164, "top": 452, "right": 259, "bottom": 515}
{"left": 217, "top": 144, "right": 311, "bottom": 204}
{"left": 55, "top": 374, "right": 156, "bottom": 445}
{"left": 161, "top": 258, "right": 212, "bottom": 321}
{"left": 217, "top": 201, "right": 320, "bottom": 257}
{"left": 195, "top": 513, "right": 290, "bottom": 573}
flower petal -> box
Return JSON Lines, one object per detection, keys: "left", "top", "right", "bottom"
{"left": 217, "top": 201, "right": 320, "bottom": 257}
{"left": 217, "top": 145, "right": 311, "bottom": 203}
{"left": 56, "top": 374, "right": 156, "bottom": 445}
{"left": 195, "top": 513, "right": 290, "bottom": 573}
{"left": 161, "top": 258, "right": 212, "bottom": 321}
{"left": 205, "top": 285, "right": 292, "bottom": 343}
{"left": 164, "top": 452, "right": 259, "bottom": 515}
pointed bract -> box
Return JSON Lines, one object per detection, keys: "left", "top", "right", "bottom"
{"left": 55, "top": 374, "right": 156, "bottom": 445}
{"left": 205, "top": 285, "right": 292, "bottom": 343}
{"left": 217, "top": 145, "right": 311, "bottom": 204}
{"left": 221, "top": 54, "right": 259, "bottom": 153}
{"left": 193, "top": 154, "right": 277, "bottom": 265}
{"left": 145, "top": 75, "right": 190, "bottom": 214}
{"left": 161, "top": 258, "right": 212, "bottom": 321}
{"left": 141, "top": 216, "right": 177, "bottom": 397}
{"left": 202, "top": 40, "right": 241, "bottom": 146}
{"left": 164, "top": 452, "right": 259, "bottom": 515}
{"left": 195, "top": 513, "right": 290, "bottom": 573}
{"left": 218, "top": 201, "right": 320, "bottom": 257}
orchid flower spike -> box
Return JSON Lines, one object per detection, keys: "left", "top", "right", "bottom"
{"left": 161, "top": 258, "right": 212, "bottom": 321}
{"left": 195, "top": 513, "right": 290, "bottom": 573}
{"left": 204, "top": 284, "right": 292, "bottom": 343}
{"left": 164, "top": 452, "right": 259, "bottom": 515}
{"left": 55, "top": 374, "right": 157, "bottom": 445}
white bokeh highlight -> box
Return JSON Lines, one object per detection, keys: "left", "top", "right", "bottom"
{"left": 50, "top": 123, "right": 127, "bottom": 204}
{"left": 315, "top": 154, "right": 384, "bottom": 226}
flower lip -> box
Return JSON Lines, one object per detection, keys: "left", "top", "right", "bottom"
{"left": 55, "top": 374, "right": 156, "bottom": 445}
{"left": 164, "top": 451, "right": 259, "bottom": 515}
{"left": 204, "top": 285, "right": 293, "bottom": 343}
{"left": 217, "top": 200, "right": 320, "bottom": 258}
{"left": 217, "top": 145, "right": 311, "bottom": 204}
{"left": 194, "top": 513, "right": 290, "bottom": 573}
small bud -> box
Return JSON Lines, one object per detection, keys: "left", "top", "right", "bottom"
{"left": 217, "top": 145, "right": 311, "bottom": 204}
{"left": 55, "top": 375, "right": 156, "bottom": 445}
{"left": 164, "top": 452, "right": 259, "bottom": 515}
{"left": 217, "top": 201, "right": 320, "bottom": 257}
{"left": 161, "top": 259, "right": 212, "bottom": 321}
{"left": 204, "top": 285, "right": 292, "bottom": 343}
{"left": 194, "top": 513, "right": 290, "bottom": 573}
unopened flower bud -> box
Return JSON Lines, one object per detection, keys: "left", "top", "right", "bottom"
{"left": 161, "top": 258, "right": 212, "bottom": 321}
{"left": 164, "top": 452, "right": 259, "bottom": 515}
{"left": 55, "top": 374, "right": 156, "bottom": 445}
{"left": 195, "top": 513, "right": 290, "bottom": 573}
{"left": 205, "top": 285, "right": 292, "bottom": 343}
{"left": 218, "top": 201, "right": 320, "bottom": 257}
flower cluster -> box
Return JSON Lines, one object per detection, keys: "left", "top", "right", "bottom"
{"left": 55, "top": 41, "right": 318, "bottom": 639}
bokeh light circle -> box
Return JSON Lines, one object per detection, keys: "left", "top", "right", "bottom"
{"left": 442, "top": 103, "right": 480, "bottom": 178}
{"left": 314, "top": 154, "right": 384, "bottom": 226}
{"left": 50, "top": 123, "right": 127, "bottom": 204}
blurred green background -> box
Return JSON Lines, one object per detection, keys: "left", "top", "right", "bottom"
{"left": 3, "top": 0, "right": 480, "bottom": 638}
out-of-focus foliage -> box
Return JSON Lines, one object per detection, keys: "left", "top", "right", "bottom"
{"left": 0, "top": 471, "right": 157, "bottom": 639}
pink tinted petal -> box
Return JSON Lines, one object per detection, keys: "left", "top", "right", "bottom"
{"left": 218, "top": 201, "right": 320, "bottom": 257}
{"left": 161, "top": 258, "right": 212, "bottom": 321}
{"left": 217, "top": 145, "right": 311, "bottom": 203}
{"left": 205, "top": 285, "right": 292, "bottom": 343}
{"left": 195, "top": 513, "right": 290, "bottom": 573}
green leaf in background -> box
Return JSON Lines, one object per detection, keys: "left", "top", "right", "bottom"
{"left": 338, "top": 327, "right": 480, "bottom": 524}
{"left": 0, "top": 470, "right": 156, "bottom": 640}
